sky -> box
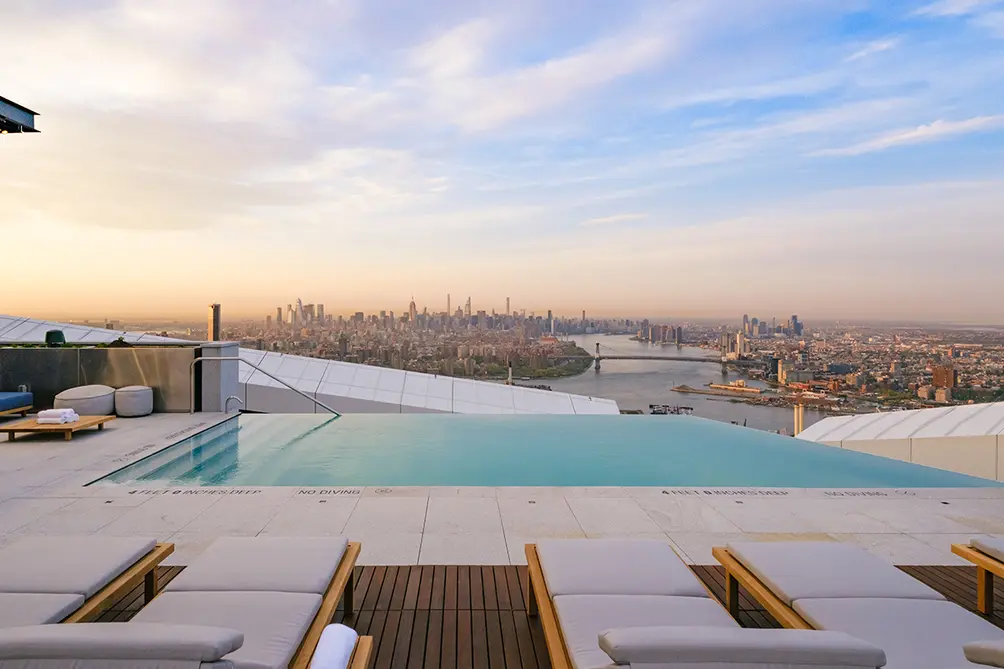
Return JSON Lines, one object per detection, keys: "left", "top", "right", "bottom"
{"left": 2, "top": 0, "right": 1004, "bottom": 322}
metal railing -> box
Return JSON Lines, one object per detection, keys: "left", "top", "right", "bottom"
{"left": 189, "top": 355, "right": 340, "bottom": 416}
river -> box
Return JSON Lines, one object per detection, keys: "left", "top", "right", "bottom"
{"left": 546, "top": 334, "right": 827, "bottom": 433}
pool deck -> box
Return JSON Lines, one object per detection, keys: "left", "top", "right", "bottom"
{"left": 1, "top": 412, "right": 1003, "bottom": 566}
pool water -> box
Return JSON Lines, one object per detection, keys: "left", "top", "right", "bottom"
{"left": 96, "top": 414, "right": 1001, "bottom": 488}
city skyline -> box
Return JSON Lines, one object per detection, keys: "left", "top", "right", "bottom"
{"left": 3, "top": 1, "right": 1004, "bottom": 320}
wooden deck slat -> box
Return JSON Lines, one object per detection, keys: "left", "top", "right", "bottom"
{"left": 471, "top": 567, "right": 484, "bottom": 611}
{"left": 458, "top": 567, "right": 472, "bottom": 611}
{"left": 431, "top": 566, "right": 446, "bottom": 610}
{"left": 417, "top": 566, "right": 434, "bottom": 611}
{"left": 441, "top": 609, "right": 458, "bottom": 669}
{"left": 483, "top": 567, "right": 498, "bottom": 611}
{"left": 456, "top": 610, "right": 473, "bottom": 669}
{"left": 96, "top": 563, "right": 1002, "bottom": 668}
{"left": 425, "top": 609, "right": 444, "bottom": 669}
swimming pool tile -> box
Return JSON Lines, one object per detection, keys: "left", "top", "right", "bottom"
{"left": 636, "top": 497, "right": 741, "bottom": 533}
{"left": 258, "top": 496, "right": 358, "bottom": 536}
{"left": 859, "top": 499, "right": 982, "bottom": 533}
{"left": 567, "top": 497, "right": 668, "bottom": 538}
{"left": 423, "top": 497, "right": 503, "bottom": 535}
{"left": 176, "top": 496, "right": 290, "bottom": 535}
{"left": 705, "top": 498, "right": 827, "bottom": 533}
{"left": 419, "top": 533, "right": 509, "bottom": 565}
{"left": 361, "top": 487, "right": 430, "bottom": 497}
{"left": 344, "top": 497, "right": 429, "bottom": 534}
{"left": 829, "top": 533, "right": 963, "bottom": 565}
{"left": 498, "top": 497, "right": 583, "bottom": 537}
{"left": 99, "top": 494, "right": 223, "bottom": 536}
{"left": 352, "top": 531, "right": 423, "bottom": 565}
{"left": 16, "top": 497, "right": 136, "bottom": 536}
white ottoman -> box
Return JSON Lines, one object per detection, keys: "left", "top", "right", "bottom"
{"left": 53, "top": 385, "right": 115, "bottom": 415}
{"left": 114, "top": 385, "right": 154, "bottom": 417}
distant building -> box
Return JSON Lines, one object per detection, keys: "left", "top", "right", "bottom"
{"left": 208, "top": 304, "right": 221, "bottom": 341}
{"left": 786, "top": 369, "right": 814, "bottom": 384}
{"left": 932, "top": 365, "right": 958, "bottom": 388}
{"left": 917, "top": 385, "right": 933, "bottom": 400}
{"left": 276, "top": 307, "right": 283, "bottom": 327}
{"left": 317, "top": 304, "right": 324, "bottom": 322}
{"left": 935, "top": 387, "right": 953, "bottom": 403}
{"left": 266, "top": 315, "right": 272, "bottom": 331}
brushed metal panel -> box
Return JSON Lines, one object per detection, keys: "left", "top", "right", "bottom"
{"left": 79, "top": 347, "right": 196, "bottom": 412}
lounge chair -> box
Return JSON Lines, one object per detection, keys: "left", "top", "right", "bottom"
{"left": 952, "top": 538, "right": 1004, "bottom": 614}
{"left": 131, "top": 536, "right": 371, "bottom": 669}
{"left": 0, "top": 391, "right": 31, "bottom": 418}
{"left": 714, "top": 541, "right": 1004, "bottom": 669}
{"left": 525, "top": 539, "right": 886, "bottom": 669}
{"left": 0, "top": 536, "right": 173, "bottom": 628}
{"left": 0, "top": 621, "right": 369, "bottom": 669}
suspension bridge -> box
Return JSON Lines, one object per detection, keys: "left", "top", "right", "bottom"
{"left": 557, "top": 342, "right": 763, "bottom": 371}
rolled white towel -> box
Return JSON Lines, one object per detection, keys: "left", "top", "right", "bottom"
{"left": 37, "top": 416, "right": 70, "bottom": 424}
{"left": 309, "top": 624, "right": 359, "bottom": 669}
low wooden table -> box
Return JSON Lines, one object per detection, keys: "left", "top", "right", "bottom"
{"left": 4, "top": 415, "right": 115, "bottom": 441}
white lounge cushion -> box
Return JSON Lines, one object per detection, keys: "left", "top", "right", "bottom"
{"left": 553, "top": 595, "right": 737, "bottom": 669}
{"left": 966, "top": 639, "right": 1004, "bottom": 667}
{"left": 973, "top": 537, "right": 1004, "bottom": 563}
{"left": 165, "top": 537, "right": 347, "bottom": 595}
{"left": 0, "top": 536, "right": 156, "bottom": 597}
{"left": 0, "top": 593, "right": 84, "bottom": 628}
{"left": 133, "top": 590, "right": 321, "bottom": 669}
{"left": 726, "top": 541, "right": 944, "bottom": 604}
{"left": 599, "top": 626, "right": 885, "bottom": 668}
{"left": 53, "top": 384, "right": 115, "bottom": 416}
{"left": 537, "top": 539, "right": 708, "bottom": 598}
{"left": 115, "top": 385, "right": 154, "bottom": 417}
{"left": 794, "top": 597, "right": 1004, "bottom": 669}
{"left": 0, "top": 623, "right": 242, "bottom": 661}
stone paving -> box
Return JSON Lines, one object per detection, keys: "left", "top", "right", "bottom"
{"left": 1, "top": 413, "right": 1003, "bottom": 566}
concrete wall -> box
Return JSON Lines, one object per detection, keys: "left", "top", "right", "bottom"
{"left": 840, "top": 438, "right": 912, "bottom": 462}
{"left": 828, "top": 435, "right": 1002, "bottom": 482}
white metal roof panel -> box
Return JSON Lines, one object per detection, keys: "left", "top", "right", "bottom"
{"left": 795, "top": 415, "right": 852, "bottom": 441}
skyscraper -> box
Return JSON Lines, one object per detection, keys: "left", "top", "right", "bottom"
{"left": 408, "top": 296, "right": 417, "bottom": 323}
{"left": 317, "top": 304, "right": 324, "bottom": 322}
{"left": 582, "top": 310, "right": 586, "bottom": 324}
{"left": 447, "top": 294, "right": 451, "bottom": 317}
{"left": 208, "top": 303, "right": 221, "bottom": 341}
{"left": 742, "top": 314, "right": 750, "bottom": 335}
{"left": 506, "top": 297, "right": 510, "bottom": 316}
{"left": 275, "top": 307, "right": 283, "bottom": 327}
{"left": 464, "top": 297, "right": 472, "bottom": 319}
{"left": 266, "top": 314, "right": 272, "bottom": 331}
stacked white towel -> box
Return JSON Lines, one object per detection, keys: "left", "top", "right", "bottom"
{"left": 37, "top": 408, "right": 79, "bottom": 424}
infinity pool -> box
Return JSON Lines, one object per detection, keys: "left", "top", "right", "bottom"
{"left": 95, "top": 414, "right": 1001, "bottom": 488}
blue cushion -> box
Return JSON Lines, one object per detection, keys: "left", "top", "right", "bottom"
{"left": 0, "top": 392, "right": 32, "bottom": 412}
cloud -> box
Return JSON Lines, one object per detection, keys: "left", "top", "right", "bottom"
{"left": 913, "top": 0, "right": 1002, "bottom": 16}
{"left": 973, "top": 10, "right": 1004, "bottom": 35}
{"left": 581, "top": 213, "right": 648, "bottom": 227}
{"left": 412, "top": 21, "right": 679, "bottom": 132}
{"left": 846, "top": 38, "right": 901, "bottom": 62}
{"left": 813, "top": 115, "right": 1004, "bottom": 156}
